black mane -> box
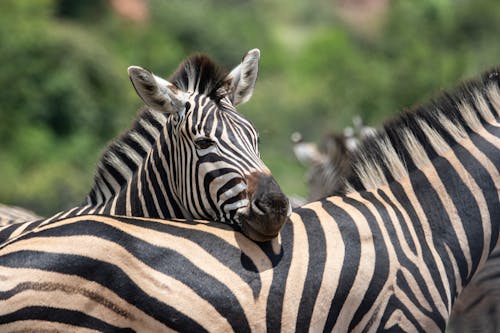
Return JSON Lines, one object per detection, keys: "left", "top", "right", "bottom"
{"left": 343, "top": 68, "right": 500, "bottom": 193}
{"left": 169, "top": 54, "right": 229, "bottom": 101}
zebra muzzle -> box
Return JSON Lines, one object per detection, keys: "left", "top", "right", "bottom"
{"left": 238, "top": 172, "right": 291, "bottom": 242}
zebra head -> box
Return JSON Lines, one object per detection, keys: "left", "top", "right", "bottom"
{"left": 127, "top": 49, "right": 291, "bottom": 241}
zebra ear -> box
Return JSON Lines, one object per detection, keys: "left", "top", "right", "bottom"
{"left": 128, "top": 66, "right": 186, "bottom": 114}
{"left": 224, "top": 49, "right": 260, "bottom": 106}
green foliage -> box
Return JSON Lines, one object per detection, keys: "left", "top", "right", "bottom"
{"left": 0, "top": 0, "right": 134, "bottom": 214}
{"left": 1, "top": 0, "right": 500, "bottom": 214}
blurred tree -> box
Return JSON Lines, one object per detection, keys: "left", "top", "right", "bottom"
{"left": 0, "top": 0, "right": 134, "bottom": 214}
{"left": 1, "top": 0, "right": 499, "bottom": 212}
{"left": 55, "top": 0, "right": 109, "bottom": 22}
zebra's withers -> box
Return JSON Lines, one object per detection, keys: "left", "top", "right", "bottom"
{"left": 48, "top": 50, "right": 291, "bottom": 242}
{"left": 0, "top": 67, "right": 498, "bottom": 331}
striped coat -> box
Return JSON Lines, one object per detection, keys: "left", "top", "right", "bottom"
{"left": 0, "top": 67, "right": 499, "bottom": 332}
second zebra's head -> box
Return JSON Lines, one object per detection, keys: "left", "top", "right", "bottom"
{"left": 128, "top": 49, "right": 291, "bottom": 241}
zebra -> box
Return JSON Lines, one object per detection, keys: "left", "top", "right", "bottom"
{"left": 448, "top": 244, "right": 500, "bottom": 333}
{"left": 291, "top": 130, "right": 355, "bottom": 202}
{"left": 0, "top": 204, "right": 41, "bottom": 227}
{"left": 291, "top": 115, "right": 377, "bottom": 202}
{"left": 0, "top": 66, "right": 498, "bottom": 332}
{"left": 293, "top": 115, "right": 500, "bottom": 332}
{"left": 3, "top": 49, "right": 291, "bottom": 243}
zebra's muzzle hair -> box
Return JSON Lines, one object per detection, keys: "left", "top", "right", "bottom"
{"left": 236, "top": 172, "right": 291, "bottom": 242}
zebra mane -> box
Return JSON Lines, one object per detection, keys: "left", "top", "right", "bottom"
{"left": 343, "top": 68, "right": 500, "bottom": 193}
{"left": 85, "top": 54, "right": 229, "bottom": 205}
{"left": 170, "top": 54, "right": 229, "bottom": 100}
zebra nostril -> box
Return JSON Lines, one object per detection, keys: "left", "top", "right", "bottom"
{"left": 251, "top": 192, "right": 289, "bottom": 216}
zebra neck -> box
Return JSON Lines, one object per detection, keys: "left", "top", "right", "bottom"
{"left": 123, "top": 151, "right": 189, "bottom": 219}
{"left": 342, "top": 77, "right": 500, "bottom": 302}
{"left": 80, "top": 112, "right": 195, "bottom": 219}
{"left": 392, "top": 121, "right": 499, "bottom": 303}
{"left": 94, "top": 142, "right": 188, "bottom": 219}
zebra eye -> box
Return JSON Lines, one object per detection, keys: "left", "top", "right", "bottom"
{"left": 195, "top": 137, "right": 215, "bottom": 150}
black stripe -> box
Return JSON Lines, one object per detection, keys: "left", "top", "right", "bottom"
{"left": 203, "top": 167, "right": 235, "bottom": 218}
{"left": 0, "top": 250, "right": 207, "bottom": 332}
{"left": 375, "top": 188, "right": 444, "bottom": 320}
{"left": 2, "top": 219, "right": 253, "bottom": 332}
{"left": 409, "top": 168, "right": 462, "bottom": 315}
{"left": 0, "top": 306, "right": 136, "bottom": 332}
{"left": 139, "top": 167, "right": 159, "bottom": 217}
{"left": 394, "top": 267, "right": 444, "bottom": 328}
{"left": 322, "top": 199, "right": 362, "bottom": 331}
{"left": 143, "top": 110, "right": 164, "bottom": 131}
{"left": 379, "top": 285, "right": 432, "bottom": 332}
{"left": 201, "top": 101, "right": 216, "bottom": 134}
{"left": 216, "top": 177, "right": 243, "bottom": 203}
{"left": 433, "top": 153, "right": 486, "bottom": 279}
{"left": 388, "top": 181, "right": 446, "bottom": 320}
{"left": 100, "top": 173, "right": 116, "bottom": 199}
{"left": 122, "top": 135, "right": 147, "bottom": 157}
{"left": 193, "top": 159, "right": 211, "bottom": 219}
{"left": 135, "top": 122, "right": 156, "bottom": 144}
{"left": 87, "top": 188, "right": 98, "bottom": 205}
{"left": 294, "top": 208, "right": 327, "bottom": 331}
{"left": 468, "top": 127, "right": 500, "bottom": 249}
{"left": 377, "top": 189, "right": 417, "bottom": 255}
{"left": 113, "top": 146, "right": 139, "bottom": 172}
{"left": 100, "top": 162, "right": 127, "bottom": 189}
{"left": 116, "top": 216, "right": 262, "bottom": 296}
{"left": 0, "top": 224, "right": 24, "bottom": 243}
{"left": 265, "top": 219, "right": 293, "bottom": 332}
{"left": 0, "top": 219, "right": 45, "bottom": 245}
{"left": 151, "top": 139, "right": 184, "bottom": 218}
{"left": 143, "top": 164, "right": 167, "bottom": 217}
{"left": 344, "top": 194, "right": 391, "bottom": 331}
{"left": 129, "top": 177, "right": 144, "bottom": 216}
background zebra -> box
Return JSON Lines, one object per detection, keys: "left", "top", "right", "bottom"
{"left": 448, "top": 245, "right": 500, "bottom": 333}
{"left": 0, "top": 66, "right": 498, "bottom": 332}
{"left": 290, "top": 116, "right": 375, "bottom": 202}
{"left": 4, "top": 50, "right": 291, "bottom": 243}
{"left": 0, "top": 204, "right": 41, "bottom": 227}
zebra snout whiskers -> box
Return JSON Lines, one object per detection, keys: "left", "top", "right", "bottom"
{"left": 255, "top": 192, "right": 291, "bottom": 217}
{"left": 234, "top": 172, "right": 290, "bottom": 242}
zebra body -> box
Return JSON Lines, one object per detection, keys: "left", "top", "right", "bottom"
{"left": 293, "top": 86, "right": 500, "bottom": 331}
{"left": 296, "top": 121, "right": 500, "bottom": 333}
{"left": 0, "top": 68, "right": 499, "bottom": 331}
{"left": 4, "top": 50, "right": 290, "bottom": 242}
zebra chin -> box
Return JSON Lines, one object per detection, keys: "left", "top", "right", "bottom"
{"left": 236, "top": 173, "right": 292, "bottom": 242}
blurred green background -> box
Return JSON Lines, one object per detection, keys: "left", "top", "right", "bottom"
{"left": 1, "top": 0, "right": 499, "bottom": 216}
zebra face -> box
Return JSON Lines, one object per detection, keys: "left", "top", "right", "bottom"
{"left": 128, "top": 49, "right": 291, "bottom": 241}
{"left": 181, "top": 95, "right": 291, "bottom": 241}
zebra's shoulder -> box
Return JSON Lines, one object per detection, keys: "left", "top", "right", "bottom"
{"left": 344, "top": 67, "right": 500, "bottom": 193}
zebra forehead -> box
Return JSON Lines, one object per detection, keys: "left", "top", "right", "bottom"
{"left": 190, "top": 101, "right": 257, "bottom": 135}
{"left": 169, "top": 54, "right": 228, "bottom": 101}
